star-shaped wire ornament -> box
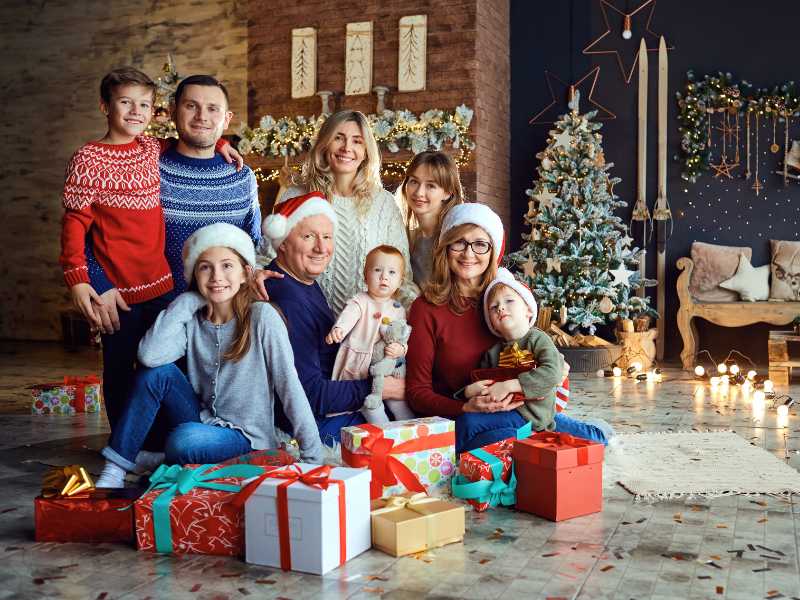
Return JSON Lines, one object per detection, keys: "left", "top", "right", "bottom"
{"left": 710, "top": 155, "right": 736, "bottom": 179}
{"left": 582, "top": 0, "right": 674, "bottom": 84}
{"left": 529, "top": 67, "right": 616, "bottom": 126}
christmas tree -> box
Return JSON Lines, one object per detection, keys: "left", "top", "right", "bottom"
{"left": 145, "top": 55, "right": 180, "bottom": 139}
{"left": 507, "top": 93, "right": 656, "bottom": 335}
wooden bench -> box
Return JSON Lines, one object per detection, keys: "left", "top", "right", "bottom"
{"left": 768, "top": 331, "right": 800, "bottom": 385}
{"left": 676, "top": 257, "right": 800, "bottom": 370}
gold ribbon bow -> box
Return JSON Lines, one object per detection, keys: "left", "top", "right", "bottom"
{"left": 371, "top": 492, "right": 440, "bottom": 516}
{"left": 42, "top": 465, "right": 95, "bottom": 498}
{"left": 498, "top": 343, "right": 536, "bottom": 368}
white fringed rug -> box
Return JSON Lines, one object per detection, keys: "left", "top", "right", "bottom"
{"left": 604, "top": 431, "right": 800, "bottom": 500}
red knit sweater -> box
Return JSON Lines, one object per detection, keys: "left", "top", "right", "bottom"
{"left": 406, "top": 296, "right": 498, "bottom": 417}
{"left": 60, "top": 136, "right": 173, "bottom": 304}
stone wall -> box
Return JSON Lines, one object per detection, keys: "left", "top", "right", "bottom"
{"left": 0, "top": 0, "right": 248, "bottom": 340}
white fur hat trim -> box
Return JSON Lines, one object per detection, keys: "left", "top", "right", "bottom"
{"left": 262, "top": 191, "right": 337, "bottom": 250}
{"left": 439, "top": 202, "right": 505, "bottom": 263}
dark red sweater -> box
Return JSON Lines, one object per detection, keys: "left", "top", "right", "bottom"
{"left": 406, "top": 296, "right": 497, "bottom": 417}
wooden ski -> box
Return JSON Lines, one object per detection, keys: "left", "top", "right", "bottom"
{"left": 654, "top": 36, "right": 672, "bottom": 361}
{"left": 632, "top": 38, "right": 651, "bottom": 298}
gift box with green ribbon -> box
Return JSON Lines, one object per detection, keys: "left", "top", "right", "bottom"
{"left": 451, "top": 422, "right": 531, "bottom": 511}
{"left": 134, "top": 462, "right": 265, "bottom": 555}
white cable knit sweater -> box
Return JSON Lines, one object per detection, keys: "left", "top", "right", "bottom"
{"left": 263, "top": 185, "right": 414, "bottom": 316}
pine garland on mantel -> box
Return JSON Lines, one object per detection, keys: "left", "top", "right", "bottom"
{"left": 677, "top": 70, "right": 800, "bottom": 182}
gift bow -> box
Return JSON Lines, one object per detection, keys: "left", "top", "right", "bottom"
{"left": 231, "top": 464, "right": 347, "bottom": 571}
{"left": 370, "top": 492, "right": 440, "bottom": 515}
{"left": 42, "top": 465, "right": 95, "bottom": 498}
{"left": 497, "top": 343, "right": 536, "bottom": 368}
{"left": 342, "top": 423, "right": 454, "bottom": 499}
{"left": 35, "top": 375, "right": 101, "bottom": 412}
{"left": 451, "top": 422, "right": 531, "bottom": 509}
{"left": 145, "top": 463, "right": 265, "bottom": 553}
{"left": 526, "top": 431, "right": 594, "bottom": 467}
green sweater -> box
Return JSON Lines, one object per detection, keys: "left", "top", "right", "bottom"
{"left": 480, "top": 327, "right": 564, "bottom": 432}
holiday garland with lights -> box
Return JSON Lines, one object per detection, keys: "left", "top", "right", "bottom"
{"left": 677, "top": 71, "right": 800, "bottom": 182}
{"left": 507, "top": 95, "right": 656, "bottom": 335}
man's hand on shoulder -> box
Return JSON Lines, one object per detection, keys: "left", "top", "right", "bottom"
{"left": 250, "top": 268, "right": 285, "bottom": 301}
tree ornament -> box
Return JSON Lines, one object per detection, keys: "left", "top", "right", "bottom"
{"left": 599, "top": 296, "right": 614, "bottom": 313}
{"left": 534, "top": 190, "right": 556, "bottom": 209}
{"left": 542, "top": 157, "right": 553, "bottom": 170}
{"left": 523, "top": 256, "right": 537, "bottom": 279}
{"left": 553, "top": 130, "right": 572, "bottom": 150}
{"left": 545, "top": 257, "right": 562, "bottom": 273}
{"left": 610, "top": 264, "right": 635, "bottom": 287}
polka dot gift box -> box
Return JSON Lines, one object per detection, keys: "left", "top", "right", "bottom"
{"left": 341, "top": 417, "right": 455, "bottom": 499}
{"left": 30, "top": 376, "right": 102, "bottom": 415}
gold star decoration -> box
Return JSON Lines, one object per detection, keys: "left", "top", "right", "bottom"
{"left": 710, "top": 155, "right": 735, "bottom": 179}
{"left": 534, "top": 190, "right": 557, "bottom": 211}
{"left": 529, "top": 67, "right": 617, "bottom": 125}
{"left": 582, "top": 0, "right": 674, "bottom": 84}
{"left": 553, "top": 130, "right": 573, "bottom": 150}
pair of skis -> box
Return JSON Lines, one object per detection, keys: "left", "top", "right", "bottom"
{"left": 631, "top": 36, "right": 671, "bottom": 360}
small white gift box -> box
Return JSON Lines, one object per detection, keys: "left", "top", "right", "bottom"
{"left": 243, "top": 463, "right": 371, "bottom": 575}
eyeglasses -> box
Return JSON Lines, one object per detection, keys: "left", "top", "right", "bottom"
{"left": 447, "top": 239, "right": 492, "bottom": 255}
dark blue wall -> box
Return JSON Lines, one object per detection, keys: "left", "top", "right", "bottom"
{"left": 510, "top": 0, "right": 800, "bottom": 363}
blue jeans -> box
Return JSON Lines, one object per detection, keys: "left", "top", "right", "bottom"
{"left": 455, "top": 411, "right": 609, "bottom": 454}
{"left": 102, "top": 364, "right": 251, "bottom": 470}
{"left": 317, "top": 412, "right": 366, "bottom": 447}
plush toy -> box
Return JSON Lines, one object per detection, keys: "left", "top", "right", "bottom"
{"left": 363, "top": 318, "right": 412, "bottom": 410}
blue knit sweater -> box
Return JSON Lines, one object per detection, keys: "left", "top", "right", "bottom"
{"left": 87, "top": 147, "right": 261, "bottom": 296}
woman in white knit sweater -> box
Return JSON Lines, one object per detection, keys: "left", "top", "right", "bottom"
{"left": 261, "top": 110, "right": 412, "bottom": 316}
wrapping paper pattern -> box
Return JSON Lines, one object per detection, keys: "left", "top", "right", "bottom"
{"left": 341, "top": 417, "right": 456, "bottom": 498}
{"left": 31, "top": 378, "right": 102, "bottom": 415}
{"left": 34, "top": 489, "right": 141, "bottom": 543}
{"left": 457, "top": 438, "right": 515, "bottom": 512}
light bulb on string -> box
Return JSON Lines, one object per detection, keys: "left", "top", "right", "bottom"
{"left": 764, "top": 380, "right": 775, "bottom": 393}
{"left": 717, "top": 363, "right": 727, "bottom": 374}
{"left": 729, "top": 364, "right": 740, "bottom": 376}
{"left": 747, "top": 370, "right": 757, "bottom": 380}
{"left": 622, "top": 15, "right": 632, "bottom": 39}
{"left": 694, "top": 365, "right": 705, "bottom": 377}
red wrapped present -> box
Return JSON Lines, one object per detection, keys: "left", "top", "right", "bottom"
{"left": 218, "top": 448, "right": 295, "bottom": 468}
{"left": 134, "top": 462, "right": 265, "bottom": 555}
{"left": 472, "top": 367, "right": 570, "bottom": 412}
{"left": 35, "top": 488, "right": 141, "bottom": 543}
{"left": 513, "top": 431, "right": 604, "bottom": 521}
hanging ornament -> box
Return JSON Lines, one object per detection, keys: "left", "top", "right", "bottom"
{"left": 599, "top": 296, "right": 614, "bottom": 313}
{"left": 610, "top": 264, "right": 635, "bottom": 287}
{"left": 542, "top": 157, "right": 553, "bottom": 170}
{"left": 596, "top": 151, "right": 605, "bottom": 166}
{"left": 533, "top": 190, "right": 556, "bottom": 209}
{"left": 528, "top": 68, "right": 617, "bottom": 125}
{"left": 523, "top": 256, "right": 537, "bottom": 279}
{"left": 532, "top": 228, "right": 542, "bottom": 241}
{"left": 752, "top": 112, "right": 762, "bottom": 195}
{"left": 545, "top": 257, "right": 562, "bottom": 273}
{"left": 745, "top": 109, "right": 751, "bottom": 180}
{"left": 559, "top": 305, "right": 568, "bottom": 324}
{"left": 771, "top": 114, "right": 780, "bottom": 153}
{"left": 553, "top": 130, "right": 573, "bottom": 150}
{"left": 783, "top": 110, "right": 791, "bottom": 185}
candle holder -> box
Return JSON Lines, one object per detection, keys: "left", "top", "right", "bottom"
{"left": 373, "top": 86, "right": 390, "bottom": 113}
{"left": 317, "top": 91, "right": 334, "bottom": 116}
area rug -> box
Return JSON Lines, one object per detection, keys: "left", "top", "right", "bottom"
{"left": 604, "top": 430, "right": 800, "bottom": 500}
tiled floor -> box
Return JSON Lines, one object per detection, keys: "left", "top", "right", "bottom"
{"left": 2, "top": 340, "right": 800, "bottom": 599}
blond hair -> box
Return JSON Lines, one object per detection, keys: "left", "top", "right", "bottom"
{"left": 400, "top": 151, "right": 465, "bottom": 251}
{"left": 423, "top": 223, "right": 498, "bottom": 314}
{"left": 300, "top": 110, "right": 382, "bottom": 216}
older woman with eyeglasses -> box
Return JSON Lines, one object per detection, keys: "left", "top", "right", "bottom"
{"left": 406, "top": 203, "right": 514, "bottom": 417}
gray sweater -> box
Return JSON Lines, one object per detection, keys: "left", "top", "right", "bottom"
{"left": 138, "top": 292, "right": 323, "bottom": 463}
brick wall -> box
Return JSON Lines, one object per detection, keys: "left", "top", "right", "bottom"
{"left": 247, "top": 0, "right": 510, "bottom": 209}
{"left": 0, "top": 0, "right": 248, "bottom": 340}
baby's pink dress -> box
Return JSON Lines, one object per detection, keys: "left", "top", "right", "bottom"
{"left": 332, "top": 292, "right": 406, "bottom": 381}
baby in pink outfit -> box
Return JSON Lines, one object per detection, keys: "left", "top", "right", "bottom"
{"left": 326, "top": 245, "right": 414, "bottom": 423}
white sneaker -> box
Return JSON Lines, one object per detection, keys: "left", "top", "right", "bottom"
{"left": 95, "top": 461, "right": 127, "bottom": 489}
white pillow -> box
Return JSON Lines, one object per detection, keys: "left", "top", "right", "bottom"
{"left": 719, "top": 253, "right": 770, "bottom": 302}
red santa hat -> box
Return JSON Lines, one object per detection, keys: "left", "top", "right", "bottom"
{"left": 262, "top": 191, "right": 338, "bottom": 250}
{"left": 439, "top": 202, "right": 505, "bottom": 264}
{"left": 483, "top": 267, "right": 539, "bottom": 337}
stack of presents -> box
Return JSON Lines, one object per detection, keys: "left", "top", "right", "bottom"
{"left": 33, "top": 375, "right": 606, "bottom": 574}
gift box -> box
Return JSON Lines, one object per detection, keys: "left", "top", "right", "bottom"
{"left": 452, "top": 422, "right": 531, "bottom": 512}
{"left": 341, "top": 417, "right": 456, "bottom": 499}
{"left": 472, "top": 367, "right": 570, "bottom": 412}
{"left": 30, "top": 376, "right": 102, "bottom": 415}
{"left": 240, "top": 463, "right": 371, "bottom": 575}
{"left": 218, "top": 448, "right": 295, "bottom": 468}
{"left": 134, "top": 462, "right": 265, "bottom": 555}
{"left": 370, "top": 492, "right": 464, "bottom": 557}
{"left": 513, "top": 431, "right": 604, "bottom": 521}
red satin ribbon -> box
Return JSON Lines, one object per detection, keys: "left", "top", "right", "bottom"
{"left": 341, "top": 423, "right": 455, "bottom": 499}
{"left": 232, "top": 464, "right": 346, "bottom": 571}
{"left": 531, "top": 432, "right": 591, "bottom": 465}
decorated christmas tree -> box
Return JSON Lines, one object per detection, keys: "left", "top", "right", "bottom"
{"left": 145, "top": 55, "right": 181, "bottom": 139}
{"left": 507, "top": 93, "right": 656, "bottom": 335}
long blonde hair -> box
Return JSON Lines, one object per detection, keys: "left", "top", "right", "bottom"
{"left": 423, "top": 223, "right": 498, "bottom": 314}
{"left": 400, "top": 151, "right": 465, "bottom": 251}
{"left": 300, "top": 110, "right": 382, "bottom": 216}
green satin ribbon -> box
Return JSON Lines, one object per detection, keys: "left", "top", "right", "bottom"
{"left": 145, "top": 463, "right": 265, "bottom": 553}
{"left": 451, "top": 422, "right": 531, "bottom": 508}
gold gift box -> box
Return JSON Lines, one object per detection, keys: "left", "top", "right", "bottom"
{"left": 370, "top": 492, "right": 465, "bottom": 557}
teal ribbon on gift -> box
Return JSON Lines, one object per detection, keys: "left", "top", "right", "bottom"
{"left": 451, "top": 422, "right": 531, "bottom": 508}
{"left": 145, "top": 463, "right": 265, "bottom": 553}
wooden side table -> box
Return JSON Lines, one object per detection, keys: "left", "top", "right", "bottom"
{"left": 768, "top": 330, "right": 800, "bottom": 386}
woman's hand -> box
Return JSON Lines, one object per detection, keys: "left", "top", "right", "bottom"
{"left": 250, "top": 268, "right": 285, "bottom": 301}
{"left": 325, "top": 327, "right": 344, "bottom": 344}
{"left": 381, "top": 376, "right": 405, "bottom": 400}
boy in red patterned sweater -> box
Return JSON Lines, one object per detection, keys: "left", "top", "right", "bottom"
{"left": 60, "top": 67, "right": 240, "bottom": 462}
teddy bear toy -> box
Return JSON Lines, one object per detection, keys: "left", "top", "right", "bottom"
{"left": 363, "top": 318, "right": 412, "bottom": 410}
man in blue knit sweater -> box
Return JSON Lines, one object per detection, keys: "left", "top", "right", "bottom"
{"left": 259, "top": 193, "right": 405, "bottom": 445}
{"left": 88, "top": 74, "right": 261, "bottom": 313}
